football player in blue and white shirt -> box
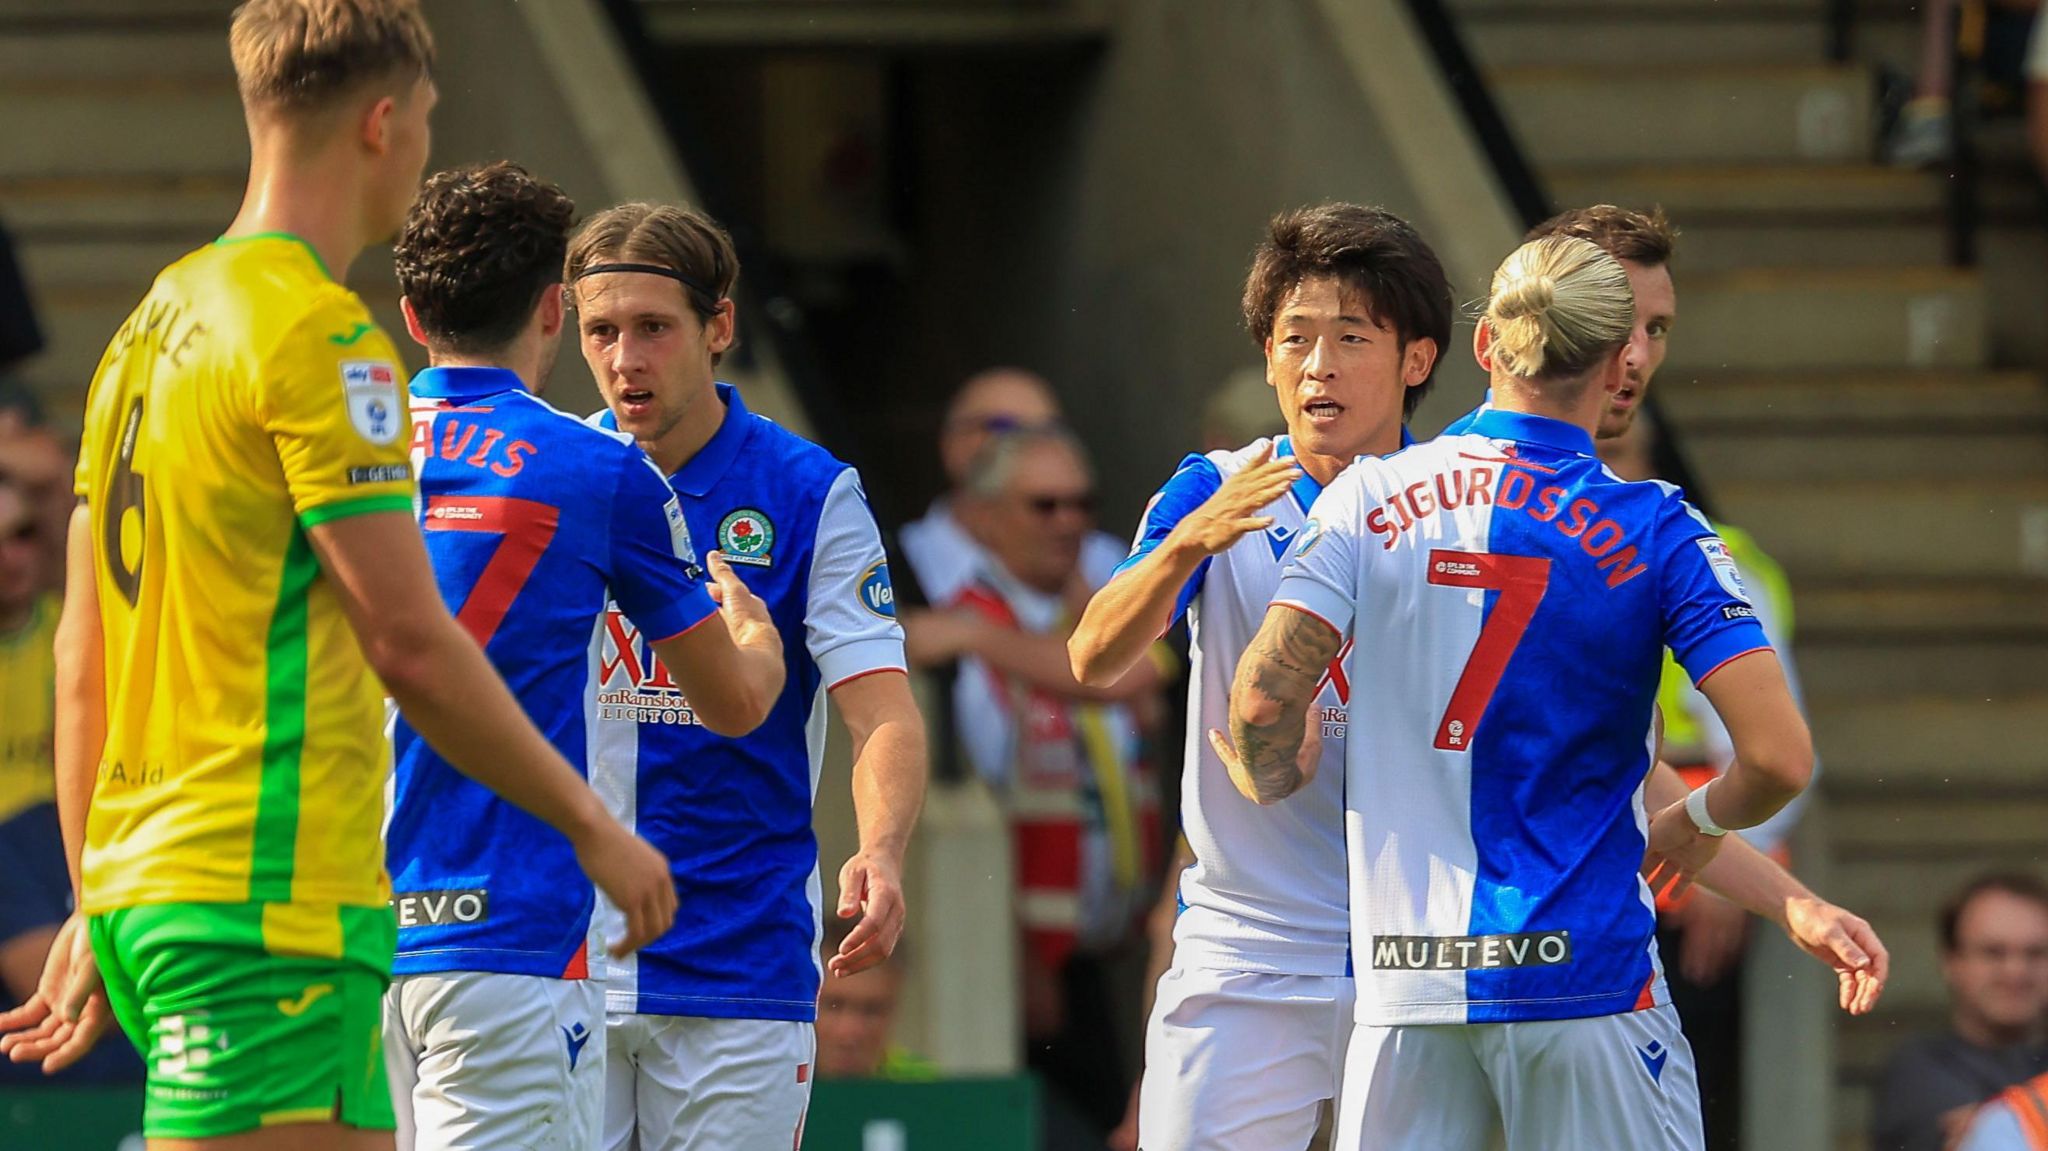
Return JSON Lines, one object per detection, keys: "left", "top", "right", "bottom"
{"left": 386, "top": 165, "right": 787, "bottom": 1151}
{"left": 567, "top": 203, "right": 929, "bottom": 1151}
{"left": 1070, "top": 203, "right": 1451, "bottom": 1151}
{"left": 1220, "top": 236, "right": 1816, "bottom": 1150}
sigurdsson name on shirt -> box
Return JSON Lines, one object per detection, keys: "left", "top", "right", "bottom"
{"left": 1372, "top": 930, "right": 1573, "bottom": 970}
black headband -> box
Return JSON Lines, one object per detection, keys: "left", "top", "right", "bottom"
{"left": 573, "top": 262, "right": 720, "bottom": 301}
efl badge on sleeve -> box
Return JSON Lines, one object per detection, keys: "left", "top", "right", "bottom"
{"left": 718, "top": 508, "right": 775, "bottom": 566}
{"left": 1696, "top": 537, "right": 1751, "bottom": 603}
{"left": 340, "top": 360, "right": 403, "bottom": 446}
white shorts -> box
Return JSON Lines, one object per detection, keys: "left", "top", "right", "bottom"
{"left": 1137, "top": 967, "right": 1354, "bottom": 1151}
{"left": 384, "top": 970, "right": 607, "bottom": 1151}
{"left": 604, "top": 1013, "right": 816, "bottom": 1151}
{"left": 1335, "top": 1003, "right": 1704, "bottom": 1151}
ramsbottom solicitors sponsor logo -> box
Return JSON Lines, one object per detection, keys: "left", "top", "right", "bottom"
{"left": 395, "top": 888, "right": 489, "bottom": 928}
{"left": 1372, "top": 930, "right": 1572, "bottom": 971}
{"left": 597, "top": 611, "right": 705, "bottom": 727}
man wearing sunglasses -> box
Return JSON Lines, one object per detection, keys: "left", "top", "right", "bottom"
{"left": 931, "top": 425, "right": 1163, "bottom": 1138}
{"left": 899, "top": 368, "right": 1129, "bottom": 610}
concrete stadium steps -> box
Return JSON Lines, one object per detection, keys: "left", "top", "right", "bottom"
{"left": 1793, "top": 579, "right": 2048, "bottom": 698}
{"left": 0, "top": 78, "right": 246, "bottom": 177}
{"left": 639, "top": 0, "right": 1109, "bottom": 48}
{"left": 1655, "top": 369, "right": 2047, "bottom": 429}
{"left": 0, "top": 172, "right": 243, "bottom": 235}
{"left": 1461, "top": 6, "right": 1917, "bottom": 69}
{"left": 1809, "top": 692, "right": 2048, "bottom": 789}
{"left": 1667, "top": 267, "right": 1987, "bottom": 372}
{"left": 1718, "top": 475, "right": 2048, "bottom": 579}
{"left": 1491, "top": 64, "right": 1873, "bottom": 166}
{"left": 0, "top": 24, "right": 225, "bottom": 80}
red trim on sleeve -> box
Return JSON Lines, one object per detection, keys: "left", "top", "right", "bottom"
{"left": 644, "top": 608, "right": 718, "bottom": 647}
{"left": 1693, "top": 646, "right": 1771, "bottom": 689}
{"left": 1273, "top": 600, "right": 1343, "bottom": 641}
{"left": 828, "top": 666, "right": 908, "bottom": 693}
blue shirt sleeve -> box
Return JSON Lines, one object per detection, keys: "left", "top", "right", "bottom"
{"left": 1656, "top": 496, "right": 1771, "bottom": 684}
{"left": 1110, "top": 454, "right": 1224, "bottom": 627}
{"left": 607, "top": 449, "right": 718, "bottom": 643}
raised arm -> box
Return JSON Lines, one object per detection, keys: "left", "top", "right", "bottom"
{"left": 1069, "top": 445, "right": 1300, "bottom": 686}
{"left": 1220, "top": 603, "right": 1340, "bottom": 805}
{"left": 648, "top": 552, "right": 784, "bottom": 737}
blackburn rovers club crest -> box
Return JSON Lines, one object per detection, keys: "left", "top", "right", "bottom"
{"left": 718, "top": 508, "right": 775, "bottom": 566}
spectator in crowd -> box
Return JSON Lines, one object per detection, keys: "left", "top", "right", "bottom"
{"left": 1600, "top": 406, "right": 1814, "bottom": 1150}
{"left": 0, "top": 385, "right": 70, "bottom": 596}
{"left": 0, "top": 479, "right": 133, "bottom": 1086}
{"left": 816, "top": 916, "right": 934, "bottom": 1082}
{"left": 1958, "top": 1069, "right": 2048, "bottom": 1149}
{"left": 1875, "top": 874, "right": 2048, "bottom": 1151}
{"left": 904, "top": 427, "right": 1162, "bottom": 1138}
{"left": 1890, "top": 0, "right": 2042, "bottom": 165}
{"left": 1197, "top": 366, "right": 1287, "bottom": 454}
{"left": 898, "top": 368, "right": 1126, "bottom": 608}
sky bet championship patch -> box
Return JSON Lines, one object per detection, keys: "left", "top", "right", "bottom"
{"left": 340, "top": 360, "right": 403, "bottom": 446}
{"left": 718, "top": 507, "right": 775, "bottom": 566}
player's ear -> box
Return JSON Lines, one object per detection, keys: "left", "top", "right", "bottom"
{"left": 360, "top": 94, "right": 397, "bottom": 154}
{"left": 536, "top": 282, "right": 567, "bottom": 341}
{"left": 1472, "top": 320, "right": 1496, "bottom": 373}
{"left": 399, "top": 296, "right": 430, "bottom": 350}
{"left": 705, "top": 298, "right": 736, "bottom": 355}
{"left": 1403, "top": 337, "right": 1438, "bottom": 388}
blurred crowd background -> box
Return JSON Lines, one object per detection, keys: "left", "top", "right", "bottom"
{"left": 1, "top": 1, "right": 2046, "bottom": 1148}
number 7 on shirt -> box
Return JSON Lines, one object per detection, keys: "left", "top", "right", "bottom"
{"left": 1426, "top": 548, "right": 1550, "bottom": 752}
{"left": 422, "top": 495, "right": 561, "bottom": 647}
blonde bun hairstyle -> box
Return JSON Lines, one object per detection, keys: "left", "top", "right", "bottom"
{"left": 1483, "top": 236, "right": 1633, "bottom": 382}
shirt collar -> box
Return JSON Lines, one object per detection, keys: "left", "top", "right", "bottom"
{"left": 1275, "top": 426, "right": 1414, "bottom": 511}
{"left": 668, "top": 382, "right": 752, "bottom": 497}
{"left": 409, "top": 365, "right": 527, "bottom": 402}
{"left": 1465, "top": 408, "right": 1596, "bottom": 458}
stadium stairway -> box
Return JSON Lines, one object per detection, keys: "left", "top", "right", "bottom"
{"left": 0, "top": 2, "right": 256, "bottom": 424}
{"left": 1457, "top": 1, "right": 2048, "bottom": 1147}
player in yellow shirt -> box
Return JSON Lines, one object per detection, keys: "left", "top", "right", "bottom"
{"left": 0, "top": 3, "right": 675, "bottom": 1146}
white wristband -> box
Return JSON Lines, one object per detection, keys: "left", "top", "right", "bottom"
{"left": 1685, "top": 783, "right": 1728, "bottom": 838}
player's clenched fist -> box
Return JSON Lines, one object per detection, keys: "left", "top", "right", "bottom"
{"left": 577, "top": 824, "right": 679, "bottom": 957}
{"left": 1165, "top": 443, "right": 1302, "bottom": 557}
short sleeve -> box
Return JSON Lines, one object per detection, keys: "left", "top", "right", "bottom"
{"left": 260, "top": 296, "right": 415, "bottom": 527}
{"left": 607, "top": 450, "right": 718, "bottom": 644}
{"left": 1109, "top": 453, "right": 1222, "bottom": 626}
{"left": 806, "top": 468, "right": 908, "bottom": 689}
{"left": 1656, "top": 498, "right": 1771, "bottom": 685}
{"left": 1271, "top": 469, "right": 1366, "bottom": 641}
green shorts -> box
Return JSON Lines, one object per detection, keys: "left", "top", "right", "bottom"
{"left": 87, "top": 900, "right": 396, "bottom": 1140}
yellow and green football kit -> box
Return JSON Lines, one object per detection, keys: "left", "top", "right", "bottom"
{"left": 73, "top": 233, "right": 413, "bottom": 1137}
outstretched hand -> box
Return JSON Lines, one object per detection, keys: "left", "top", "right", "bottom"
{"left": 1169, "top": 443, "right": 1302, "bottom": 557}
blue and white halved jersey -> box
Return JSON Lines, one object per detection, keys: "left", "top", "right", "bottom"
{"left": 587, "top": 384, "right": 907, "bottom": 1022}
{"left": 389, "top": 366, "right": 718, "bottom": 981}
{"left": 1273, "top": 409, "right": 1770, "bottom": 1027}
{"left": 1118, "top": 435, "right": 1358, "bottom": 975}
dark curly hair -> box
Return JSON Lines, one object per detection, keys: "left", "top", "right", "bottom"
{"left": 1527, "top": 204, "right": 1678, "bottom": 268}
{"left": 1240, "top": 203, "right": 1454, "bottom": 420}
{"left": 395, "top": 161, "right": 575, "bottom": 355}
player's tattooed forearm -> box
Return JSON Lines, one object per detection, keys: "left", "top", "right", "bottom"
{"left": 1229, "top": 609, "right": 1340, "bottom": 803}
